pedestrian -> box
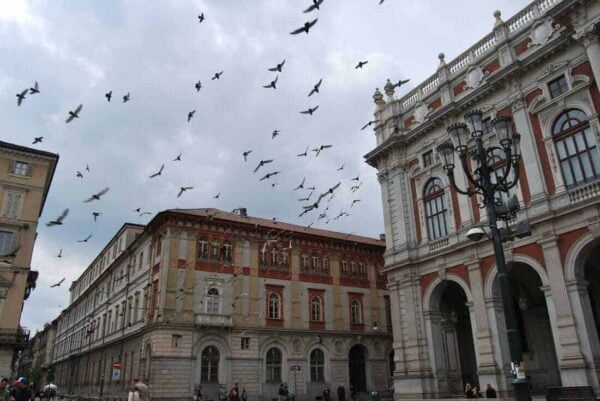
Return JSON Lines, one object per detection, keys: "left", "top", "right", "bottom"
{"left": 0, "top": 378, "right": 10, "bottom": 401}
{"left": 10, "top": 377, "right": 32, "bottom": 401}
{"left": 278, "top": 383, "right": 286, "bottom": 401}
{"left": 194, "top": 385, "right": 203, "bottom": 401}
{"left": 485, "top": 384, "right": 497, "bottom": 398}
{"left": 241, "top": 388, "right": 248, "bottom": 401}
{"left": 128, "top": 383, "right": 141, "bottom": 401}
{"left": 219, "top": 385, "right": 227, "bottom": 401}
{"left": 337, "top": 384, "right": 346, "bottom": 401}
{"left": 323, "top": 386, "right": 331, "bottom": 401}
{"left": 229, "top": 383, "right": 240, "bottom": 401}
{"left": 464, "top": 383, "right": 476, "bottom": 399}
{"left": 132, "top": 378, "right": 149, "bottom": 401}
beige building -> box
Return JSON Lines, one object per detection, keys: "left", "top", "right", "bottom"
{"left": 0, "top": 141, "right": 58, "bottom": 378}
{"left": 365, "top": 0, "right": 600, "bottom": 398}
{"left": 50, "top": 208, "right": 392, "bottom": 401}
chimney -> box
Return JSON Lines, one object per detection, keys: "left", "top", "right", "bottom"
{"left": 379, "top": 233, "right": 386, "bottom": 241}
{"left": 239, "top": 208, "right": 247, "bottom": 217}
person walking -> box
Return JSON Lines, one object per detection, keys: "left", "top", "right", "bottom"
{"left": 194, "top": 385, "right": 203, "bottom": 401}
{"left": 128, "top": 383, "right": 141, "bottom": 401}
{"left": 241, "top": 388, "right": 248, "bottom": 401}
{"left": 219, "top": 385, "right": 227, "bottom": 401}
{"left": 10, "top": 377, "right": 32, "bottom": 401}
{"left": 229, "top": 383, "right": 240, "bottom": 401}
{"left": 132, "top": 378, "right": 149, "bottom": 401}
{"left": 464, "top": 383, "right": 476, "bottom": 399}
{"left": 323, "top": 386, "right": 331, "bottom": 401}
{"left": 337, "top": 384, "right": 346, "bottom": 401}
{"left": 485, "top": 384, "right": 497, "bottom": 398}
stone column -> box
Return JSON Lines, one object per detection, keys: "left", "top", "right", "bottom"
{"left": 576, "top": 25, "right": 600, "bottom": 88}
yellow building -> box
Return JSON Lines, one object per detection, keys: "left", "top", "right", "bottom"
{"left": 0, "top": 141, "right": 59, "bottom": 378}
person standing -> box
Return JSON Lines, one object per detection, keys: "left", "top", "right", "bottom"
{"left": 194, "top": 385, "right": 203, "bottom": 401}
{"left": 241, "top": 388, "right": 248, "bottom": 401}
{"left": 230, "top": 383, "right": 240, "bottom": 401}
{"left": 10, "top": 377, "right": 32, "bottom": 401}
{"left": 0, "top": 378, "right": 10, "bottom": 401}
{"left": 219, "top": 385, "right": 227, "bottom": 401}
{"left": 128, "top": 383, "right": 140, "bottom": 401}
{"left": 485, "top": 384, "right": 497, "bottom": 398}
{"left": 323, "top": 386, "right": 331, "bottom": 401}
{"left": 337, "top": 384, "right": 346, "bottom": 401}
{"left": 132, "top": 378, "right": 149, "bottom": 401}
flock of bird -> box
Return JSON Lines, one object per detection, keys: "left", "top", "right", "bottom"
{"left": 9, "top": 0, "right": 408, "bottom": 290}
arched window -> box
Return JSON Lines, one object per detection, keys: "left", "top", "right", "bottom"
{"left": 310, "top": 296, "right": 323, "bottom": 322}
{"left": 205, "top": 288, "right": 220, "bottom": 314}
{"left": 423, "top": 178, "right": 448, "bottom": 240}
{"left": 200, "top": 346, "right": 219, "bottom": 383}
{"left": 351, "top": 300, "right": 362, "bottom": 324}
{"left": 310, "top": 349, "right": 325, "bottom": 382}
{"left": 552, "top": 109, "right": 600, "bottom": 188}
{"left": 268, "top": 293, "right": 281, "bottom": 320}
{"left": 265, "top": 347, "right": 282, "bottom": 382}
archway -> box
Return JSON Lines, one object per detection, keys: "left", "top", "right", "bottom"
{"left": 491, "top": 262, "right": 561, "bottom": 394}
{"left": 349, "top": 344, "right": 368, "bottom": 392}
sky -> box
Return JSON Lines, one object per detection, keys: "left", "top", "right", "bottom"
{"left": 0, "top": 0, "right": 528, "bottom": 332}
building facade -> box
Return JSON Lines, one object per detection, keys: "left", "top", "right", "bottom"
{"left": 0, "top": 141, "right": 58, "bottom": 378}
{"left": 51, "top": 208, "right": 392, "bottom": 401}
{"left": 19, "top": 319, "right": 58, "bottom": 391}
{"left": 365, "top": 0, "right": 600, "bottom": 398}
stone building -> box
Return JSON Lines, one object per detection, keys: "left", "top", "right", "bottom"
{"left": 19, "top": 319, "right": 57, "bottom": 390}
{"left": 0, "top": 141, "right": 59, "bottom": 378}
{"left": 365, "top": 0, "right": 600, "bottom": 398}
{"left": 51, "top": 208, "right": 392, "bottom": 401}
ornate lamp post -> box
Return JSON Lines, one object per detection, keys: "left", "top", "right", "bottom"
{"left": 436, "top": 110, "right": 531, "bottom": 401}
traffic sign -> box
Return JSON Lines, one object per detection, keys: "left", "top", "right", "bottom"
{"left": 113, "top": 361, "right": 121, "bottom": 369}
{"left": 290, "top": 365, "right": 301, "bottom": 371}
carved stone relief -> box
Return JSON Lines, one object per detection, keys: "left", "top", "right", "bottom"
{"left": 414, "top": 102, "right": 432, "bottom": 124}
{"left": 464, "top": 65, "right": 487, "bottom": 90}
{"left": 528, "top": 19, "right": 562, "bottom": 47}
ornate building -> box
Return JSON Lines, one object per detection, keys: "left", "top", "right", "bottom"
{"left": 365, "top": 0, "right": 600, "bottom": 398}
{"left": 0, "top": 141, "right": 58, "bottom": 378}
{"left": 51, "top": 208, "right": 392, "bottom": 401}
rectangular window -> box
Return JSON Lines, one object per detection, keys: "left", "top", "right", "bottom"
{"left": 171, "top": 334, "right": 182, "bottom": 348}
{"left": 0, "top": 230, "right": 15, "bottom": 255}
{"left": 322, "top": 257, "right": 329, "bottom": 273}
{"left": 12, "top": 161, "right": 29, "bottom": 176}
{"left": 241, "top": 337, "right": 250, "bottom": 350}
{"left": 301, "top": 255, "right": 309, "bottom": 270}
{"left": 281, "top": 253, "right": 288, "bottom": 267}
{"left": 223, "top": 243, "right": 233, "bottom": 264}
{"left": 3, "top": 190, "right": 23, "bottom": 219}
{"left": 138, "top": 251, "right": 144, "bottom": 270}
{"left": 423, "top": 150, "right": 433, "bottom": 167}
{"left": 548, "top": 75, "right": 569, "bottom": 99}
{"left": 211, "top": 241, "right": 220, "bottom": 261}
{"left": 198, "top": 240, "right": 208, "bottom": 260}
{"left": 311, "top": 256, "right": 318, "bottom": 271}
{"left": 341, "top": 261, "right": 348, "bottom": 274}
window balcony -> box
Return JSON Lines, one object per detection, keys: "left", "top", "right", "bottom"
{"left": 195, "top": 313, "right": 232, "bottom": 327}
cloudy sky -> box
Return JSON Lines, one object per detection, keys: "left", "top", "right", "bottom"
{"left": 0, "top": 0, "right": 527, "bottom": 332}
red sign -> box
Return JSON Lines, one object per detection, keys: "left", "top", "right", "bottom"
{"left": 113, "top": 361, "right": 121, "bottom": 369}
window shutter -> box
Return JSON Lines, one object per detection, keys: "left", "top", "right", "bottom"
{"left": 8, "top": 160, "right": 15, "bottom": 174}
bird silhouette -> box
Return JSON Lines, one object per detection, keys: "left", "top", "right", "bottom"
{"left": 350, "top": 182, "right": 363, "bottom": 192}
{"left": 253, "top": 159, "right": 273, "bottom": 173}
{"left": 272, "top": 130, "right": 280, "bottom": 139}
{"left": 290, "top": 18, "right": 318, "bottom": 35}
{"left": 92, "top": 212, "right": 101, "bottom": 222}
{"left": 351, "top": 199, "right": 362, "bottom": 207}
{"left": 259, "top": 171, "right": 280, "bottom": 181}
{"left": 300, "top": 105, "right": 319, "bottom": 115}
{"left": 294, "top": 178, "right": 306, "bottom": 191}
{"left": 263, "top": 76, "right": 278, "bottom": 89}
{"left": 268, "top": 59, "right": 286, "bottom": 73}
{"left": 211, "top": 71, "right": 224, "bottom": 80}
{"left": 139, "top": 212, "right": 151, "bottom": 217}
{"left": 105, "top": 91, "right": 112, "bottom": 102}
{"left": 173, "top": 153, "right": 182, "bottom": 162}
{"left": 304, "top": 0, "right": 324, "bottom": 13}
{"left": 297, "top": 147, "right": 308, "bottom": 157}
{"left": 298, "top": 191, "right": 312, "bottom": 202}
{"left": 213, "top": 192, "right": 220, "bottom": 199}
{"left": 308, "top": 79, "right": 322, "bottom": 96}
{"left": 76, "top": 171, "right": 83, "bottom": 178}
{"left": 177, "top": 186, "right": 194, "bottom": 197}
{"left": 57, "top": 249, "right": 62, "bottom": 258}
{"left": 243, "top": 150, "right": 252, "bottom": 161}
{"left": 394, "top": 79, "right": 410, "bottom": 89}
{"left": 16, "top": 89, "right": 27, "bottom": 106}
{"left": 32, "top": 137, "right": 43, "bottom": 145}
{"left": 188, "top": 110, "right": 196, "bottom": 122}
{"left": 123, "top": 92, "right": 130, "bottom": 102}
{"left": 46, "top": 209, "right": 69, "bottom": 227}
{"left": 78, "top": 234, "right": 92, "bottom": 243}
{"left": 198, "top": 13, "right": 204, "bottom": 23}
{"left": 50, "top": 278, "right": 66, "bottom": 288}
{"left": 149, "top": 164, "right": 165, "bottom": 178}
{"left": 85, "top": 164, "right": 90, "bottom": 172}
{"left": 65, "top": 104, "right": 83, "bottom": 123}
{"left": 29, "top": 81, "right": 40, "bottom": 94}
{"left": 133, "top": 208, "right": 142, "bottom": 213}
{"left": 312, "top": 144, "right": 332, "bottom": 157}
{"left": 195, "top": 81, "right": 202, "bottom": 92}
{"left": 355, "top": 60, "right": 368, "bottom": 69}
{"left": 361, "top": 120, "right": 379, "bottom": 130}
{"left": 83, "top": 187, "right": 110, "bottom": 203}
{"left": 351, "top": 174, "right": 360, "bottom": 181}
{"left": 337, "top": 164, "right": 344, "bottom": 171}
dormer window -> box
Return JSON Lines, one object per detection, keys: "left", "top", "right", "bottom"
{"left": 548, "top": 75, "right": 569, "bottom": 99}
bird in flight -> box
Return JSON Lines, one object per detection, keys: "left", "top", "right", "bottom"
{"left": 351, "top": 174, "right": 360, "bottom": 181}
{"left": 46, "top": 209, "right": 69, "bottom": 227}
{"left": 298, "top": 191, "right": 313, "bottom": 202}
{"left": 297, "top": 147, "right": 308, "bottom": 157}
{"left": 92, "top": 212, "right": 101, "bottom": 222}
{"left": 350, "top": 181, "right": 363, "bottom": 192}
{"left": 84, "top": 187, "right": 110, "bottom": 203}
{"left": 123, "top": 92, "right": 130, "bottom": 102}
{"left": 50, "top": 278, "right": 66, "bottom": 288}
{"left": 300, "top": 105, "right": 319, "bottom": 115}
{"left": 290, "top": 18, "right": 318, "bottom": 35}
{"left": 32, "top": 137, "right": 43, "bottom": 145}
{"left": 263, "top": 75, "right": 278, "bottom": 89}
{"left": 65, "top": 104, "right": 83, "bottom": 123}
{"left": 76, "top": 171, "right": 83, "bottom": 178}
{"left": 133, "top": 207, "right": 142, "bottom": 213}
{"left": 253, "top": 159, "right": 273, "bottom": 173}
{"left": 259, "top": 171, "right": 280, "bottom": 181}
{"left": 57, "top": 249, "right": 63, "bottom": 258}
{"left": 268, "top": 59, "right": 286, "bottom": 73}
{"left": 173, "top": 153, "right": 182, "bottom": 162}
{"left": 272, "top": 130, "right": 280, "bottom": 139}
{"left": 85, "top": 164, "right": 90, "bottom": 172}
{"left": 188, "top": 110, "right": 196, "bottom": 122}
{"left": 308, "top": 79, "right": 322, "bottom": 97}
{"left": 394, "top": 78, "right": 410, "bottom": 89}
{"left": 321, "top": 182, "right": 341, "bottom": 198}
{"left": 243, "top": 150, "right": 252, "bottom": 161}
{"left": 334, "top": 210, "right": 349, "bottom": 220}
{"left": 29, "top": 81, "right": 40, "bottom": 94}
{"left": 78, "top": 234, "right": 92, "bottom": 243}
{"left": 139, "top": 211, "right": 151, "bottom": 217}
{"left": 355, "top": 60, "right": 368, "bottom": 69}
{"left": 198, "top": 13, "right": 204, "bottom": 23}
{"left": 16, "top": 89, "right": 27, "bottom": 106}
{"left": 149, "top": 164, "right": 165, "bottom": 178}
{"left": 304, "top": 0, "right": 324, "bottom": 13}
{"left": 379, "top": 0, "right": 385, "bottom": 4}
{"left": 351, "top": 199, "right": 362, "bottom": 207}
{"left": 312, "top": 144, "right": 332, "bottom": 157}
{"left": 105, "top": 91, "right": 112, "bottom": 102}
{"left": 361, "top": 120, "right": 379, "bottom": 130}
{"left": 337, "top": 164, "right": 344, "bottom": 171}
{"left": 294, "top": 178, "right": 306, "bottom": 191}
{"left": 212, "top": 71, "right": 224, "bottom": 80}
{"left": 213, "top": 192, "right": 220, "bottom": 199}
{"left": 177, "top": 186, "right": 194, "bottom": 197}
{"left": 195, "top": 81, "right": 202, "bottom": 92}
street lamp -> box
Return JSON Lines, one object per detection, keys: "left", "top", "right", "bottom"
{"left": 437, "top": 109, "right": 531, "bottom": 401}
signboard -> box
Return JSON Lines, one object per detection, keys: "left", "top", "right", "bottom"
{"left": 111, "top": 368, "right": 121, "bottom": 381}
{"left": 290, "top": 365, "right": 301, "bottom": 371}
{"left": 113, "top": 361, "right": 122, "bottom": 369}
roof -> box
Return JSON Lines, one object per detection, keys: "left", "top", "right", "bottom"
{"left": 0, "top": 140, "right": 59, "bottom": 160}
{"left": 164, "top": 208, "right": 385, "bottom": 248}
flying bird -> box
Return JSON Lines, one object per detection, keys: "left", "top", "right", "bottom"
{"left": 308, "top": 79, "right": 322, "bottom": 96}
{"left": 379, "top": 0, "right": 385, "bottom": 3}
{"left": 290, "top": 18, "right": 318, "bottom": 35}
{"left": 46, "top": 209, "right": 69, "bottom": 227}
{"left": 50, "top": 278, "right": 66, "bottom": 288}
{"left": 123, "top": 92, "right": 130, "bottom": 102}
{"left": 149, "top": 164, "right": 165, "bottom": 178}
{"left": 300, "top": 105, "right": 319, "bottom": 115}
{"left": 272, "top": 130, "right": 280, "bottom": 139}
{"left": 351, "top": 199, "right": 362, "bottom": 207}
{"left": 198, "top": 13, "right": 204, "bottom": 23}
{"left": 195, "top": 81, "right": 202, "bottom": 92}
{"left": 351, "top": 174, "right": 360, "bottom": 181}
{"left": 177, "top": 186, "right": 194, "bottom": 197}
{"left": 65, "top": 104, "right": 83, "bottom": 123}
{"left": 32, "top": 137, "right": 43, "bottom": 145}
{"left": 213, "top": 192, "right": 220, "bottom": 199}
{"left": 259, "top": 171, "right": 280, "bottom": 181}
{"left": 268, "top": 59, "right": 286, "bottom": 73}
{"left": 294, "top": 178, "right": 306, "bottom": 191}
{"left": 133, "top": 208, "right": 142, "bottom": 213}
{"left": 263, "top": 76, "right": 278, "bottom": 89}
{"left": 337, "top": 164, "right": 344, "bottom": 171}
{"left": 321, "top": 182, "right": 341, "bottom": 198}
{"left": 78, "top": 234, "right": 92, "bottom": 243}
{"left": 105, "top": 91, "right": 112, "bottom": 102}
{"left": 188, "top": 110, "right": 196, "bottom": 122}
{"left": 57, "top": 249, "right": 63, "bottom": 258}
{"left": 394, "top": 78, "right": 410, "bottom": 89}
{"left": 92, "top": 212, "right": 101, "bottom": 222}
{"left": 351, "top": 181, "right": 363, "bottom": 192}
{"left": 85, "top": 164, "right": 90, "bottom": 172}
{"left": 76, "top": 171, "right": 83, "bottom": 178}
{"left": 355, "top": 60, "right": 368, "bottom": 69}
{"left": 243, "top": 150, "right": 252, "bottom": 161}
{"left": 139, "top": 212, "right": 151, "bottom": 217}
{"left": 303, "top": 0, "right": 324, "bottom": 13}
{"left": 253, "top": 159, "right": 273, "bottom": 173}
{"left": 29, "top": 81, "right": 40, "bottom": 94}
{"left": 211, "top": 71, "right": 224, "bottom": 80}
{"left": 312, "top": 144, "right": 332, "bottom": 157}
{"left": 16, "top": 89, "right": 27, "bottom": 106}
{"left": 361, "top": 120, "right": 379, "bottom": 130}
{"left": 83, "top": 187, "right": 110, "bottom": 203}
{"left": 297, "top": 147, "right": 308, "bottom": 157}
{"left": 298, "top": 191, "right": 313, "bottom": 202}
{"left": 173, "top": 153, "right": 181, "bottom": 161}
